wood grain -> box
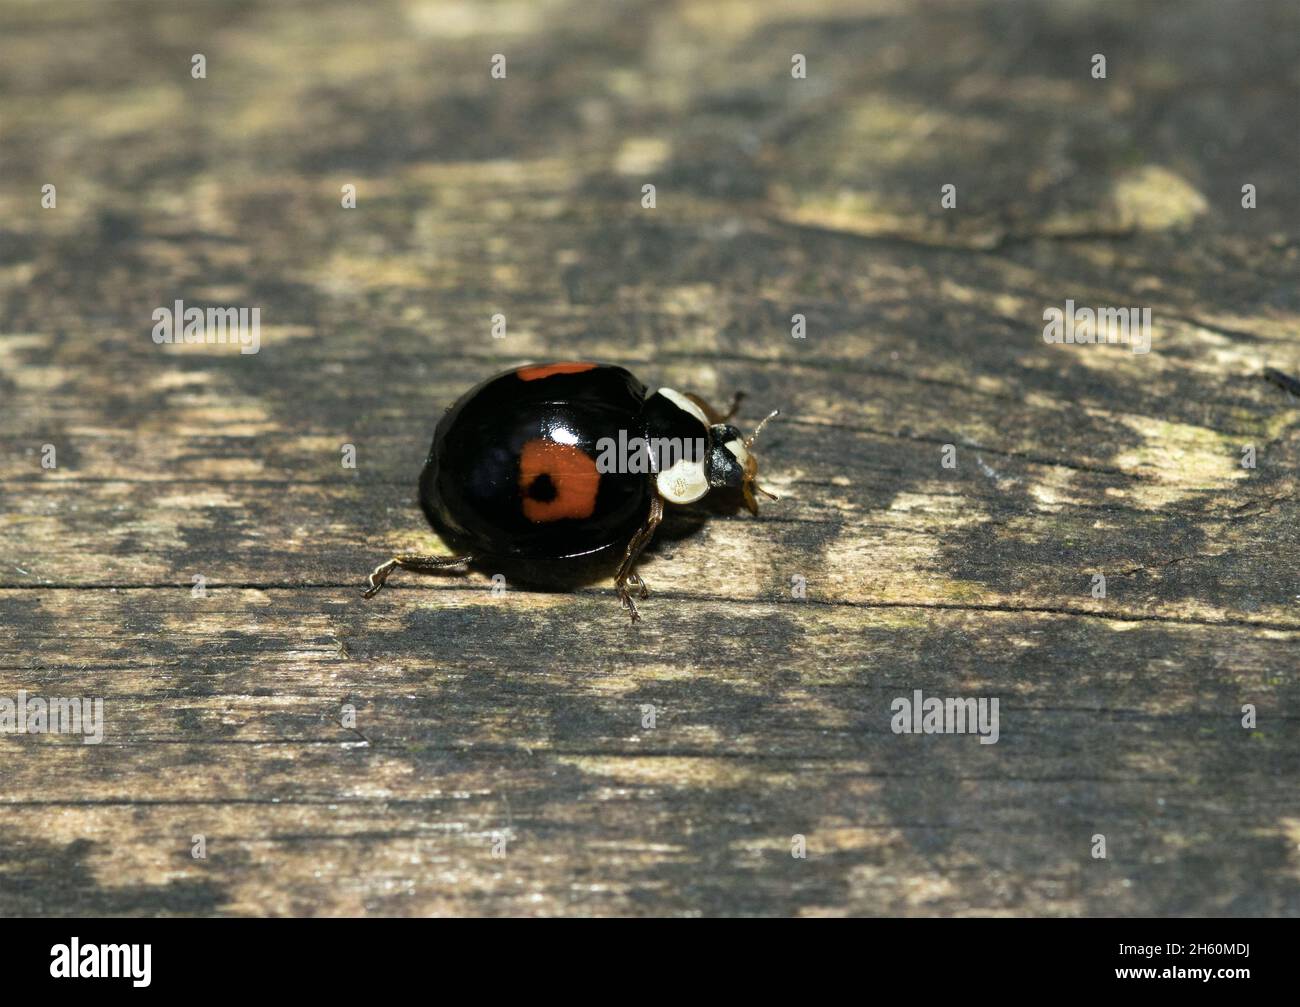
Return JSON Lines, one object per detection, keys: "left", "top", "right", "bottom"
{"left": 0, "top": 0, "right": 1297, "bottom": 916}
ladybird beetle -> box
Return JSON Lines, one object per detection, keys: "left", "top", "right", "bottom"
{"left": 363, "top": 361, "right": 779, "bottom": 620}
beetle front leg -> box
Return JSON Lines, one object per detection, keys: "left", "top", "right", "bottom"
{"left": 614, "top": 495, "right": 664, "bottom": 622}
{"left": 684, "top": 391, "right": 745, "bottom": 424}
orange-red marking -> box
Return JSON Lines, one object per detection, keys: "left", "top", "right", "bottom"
{"left": 516, "top": 362, "right": 598, "bottom": 382}
{"left": 518, "top": 438, "right": 600, "bottom": 522}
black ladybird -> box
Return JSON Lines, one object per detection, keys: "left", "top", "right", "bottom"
{"left": 363, "top": 362, "right": 779, "bottom": 620}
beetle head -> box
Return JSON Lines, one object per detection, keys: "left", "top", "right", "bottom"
{"left": 705, "top": 409, "right": 779, "bottom": 514}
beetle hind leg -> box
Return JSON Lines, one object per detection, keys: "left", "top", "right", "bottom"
{"left": 363, "top": 553, "right": 473, "bottom": 598}
{"left": 613, "top": 495, "right": 664, "bottom": 622}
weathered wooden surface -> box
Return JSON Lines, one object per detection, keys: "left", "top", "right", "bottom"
{"left": 1, "top": 0, "right": 1297, "bottom": 916}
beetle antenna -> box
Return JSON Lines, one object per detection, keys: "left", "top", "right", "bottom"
{"left": 745, "top": 409, "right": 780, "bottom": 449}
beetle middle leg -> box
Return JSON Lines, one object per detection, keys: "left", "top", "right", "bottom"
{"left": 363, "top": 553, "right": 473, "bottom": 598}
{"left": 614, "top": 494, "right": 664, "bottom": 621}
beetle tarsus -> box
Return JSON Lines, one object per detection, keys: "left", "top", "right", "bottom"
{"left": 618, "top": 585, "right": 642, "bottom": 622}
{"left": 363, "top": 554, "right": 473, "bottom": 598}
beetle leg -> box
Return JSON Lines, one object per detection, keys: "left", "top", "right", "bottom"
{"left": 684, "top": 390, "right": 745, "bottom": 424}
{"left": 363, "top": 554, "right": 473, "bottom": 598}
{"left": 614, "top": 494, "right": 664, "bottom": 621}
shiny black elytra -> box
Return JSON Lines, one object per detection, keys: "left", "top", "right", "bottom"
{"left": 363, "top": 361, "right": 779, "bottom": 621}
